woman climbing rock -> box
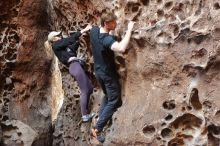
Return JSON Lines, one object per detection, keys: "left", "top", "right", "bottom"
{"left": 46, "top": 24, "right": 95, "bottom": 122}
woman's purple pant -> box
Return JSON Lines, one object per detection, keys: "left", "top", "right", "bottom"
{"left": 69, "top": 62, "right": 93, "bottom": 116}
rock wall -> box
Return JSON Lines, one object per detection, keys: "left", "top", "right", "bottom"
{"left": 109, "top": 0, "right": 220, "bottom": 145}
{"left": 1, "top": 0, "right": 220, "bottom": 146}
{"left": 1, "top": 0, "right": 21, "bottom": 145}
{"left": 0, "top": 0, "right": 20, "bottom": 126}
{"left": 49, "top": 0, "right": 220, "bottom": 145}
{"left": 1, "top": 0, "right": 57, "bottom": 145}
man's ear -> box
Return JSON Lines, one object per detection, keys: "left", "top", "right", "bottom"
{"left": 104, "top": 21, "right": 108, "bottom": 27}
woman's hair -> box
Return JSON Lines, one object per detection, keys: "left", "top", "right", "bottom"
{"left": 100, "top": 11, "right": 117, "bottom": 27}
{"left": 44, "top": 40, "right": 54, "bottom": 57}
{"left": 44, "top": 40, "right": 52, "bottom": 50}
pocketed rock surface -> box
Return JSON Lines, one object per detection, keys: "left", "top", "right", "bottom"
{"left": 1, "top": 0, "right": 220, "bottom": 145}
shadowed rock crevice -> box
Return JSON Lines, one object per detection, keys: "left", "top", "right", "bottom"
{"left": 170, "top": 113, "right": 202, "bottom": 129}
{"left": 142, "top": 125, "right": 156, "bottom": 137}
{"left": 165, "top": 114, "right": 173, "bottom": 121}
{"left": 189, "top": 88, "right": 202, "bottom": 110}
{"left": 161, "top": 128, "right": 173, "bottom": 139}
{"left": 162, "top": 113, "right": 205, "bottom": 146}
{"left": 163, "top": 100, "right": 176, "bottom": 110}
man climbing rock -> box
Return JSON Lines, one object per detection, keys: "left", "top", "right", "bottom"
{"left": 46, "top": 24, "right": 95, "bottom": 122}
{"left": 90, "top": 11, "right": 135, "bottom": 143}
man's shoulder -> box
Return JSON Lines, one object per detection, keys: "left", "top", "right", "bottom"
{"left": 102, "top": 34, "right": 115, "bottom": 44}
{"left": 90, "top": 26, "right": 99, "bottom": 39}
{"left": 91, "top": 26, "right": 99, "bottom": 32}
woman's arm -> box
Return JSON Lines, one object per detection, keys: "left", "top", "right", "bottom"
{"left": 80, "top": 24, "right": 92, "bottom": 34}
{"left": 53, "top": 24, "right": 92, "bottom": 50}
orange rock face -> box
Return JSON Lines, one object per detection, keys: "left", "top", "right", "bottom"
{"left": 1, "top": 0, "right": 220, "bottom": 145}
{"left": 1, "top": 0, "right": 53, "bottom": 145}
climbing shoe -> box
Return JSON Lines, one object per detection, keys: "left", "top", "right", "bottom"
{"left": 91, "top": 128, "right": 105, "bottom": 143}
{"left": 82, "top": 112, "right": 96, "bottom": 122}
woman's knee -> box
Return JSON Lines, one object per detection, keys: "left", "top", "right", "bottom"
{"left": 81, "top": 87, "right": 93, "bottom": 96}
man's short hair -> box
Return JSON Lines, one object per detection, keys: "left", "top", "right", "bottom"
{"left": 100, "top": 11, "right": 117, "bottom": 27}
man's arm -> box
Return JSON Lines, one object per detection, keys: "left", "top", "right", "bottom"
{"left": 111, "top": 21, "right": 135, "bottom": 53}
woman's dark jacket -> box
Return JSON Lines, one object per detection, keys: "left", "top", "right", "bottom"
{"left": 52, "top": 31, "right": 81, "bottom": 66}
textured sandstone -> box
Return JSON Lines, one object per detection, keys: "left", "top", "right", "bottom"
{"left": 1, "top": 0, "right": 220, "bottom": 146}
{"left": 50, "top": 0, "right": 220, "bottom": 145}
{"left": 1, "top": 0, "right": 55, "bottom": 145}
{"left": 2, "top": 120, "right": 37, "bottom": 146}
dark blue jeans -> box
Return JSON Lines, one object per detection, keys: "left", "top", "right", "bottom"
{"left": 95, "top": 73, "right": 122, "bottom": 131}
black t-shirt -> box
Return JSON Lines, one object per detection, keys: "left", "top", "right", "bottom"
{"left": 90, "top": 26, "right": 118, "bottom": 76}
{"left": 52, "top": 31, "right": 81, "bottom": 66}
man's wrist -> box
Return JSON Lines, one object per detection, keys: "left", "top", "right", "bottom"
{"left": 126, "top": 29, "right": 133, "bottom": 34}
